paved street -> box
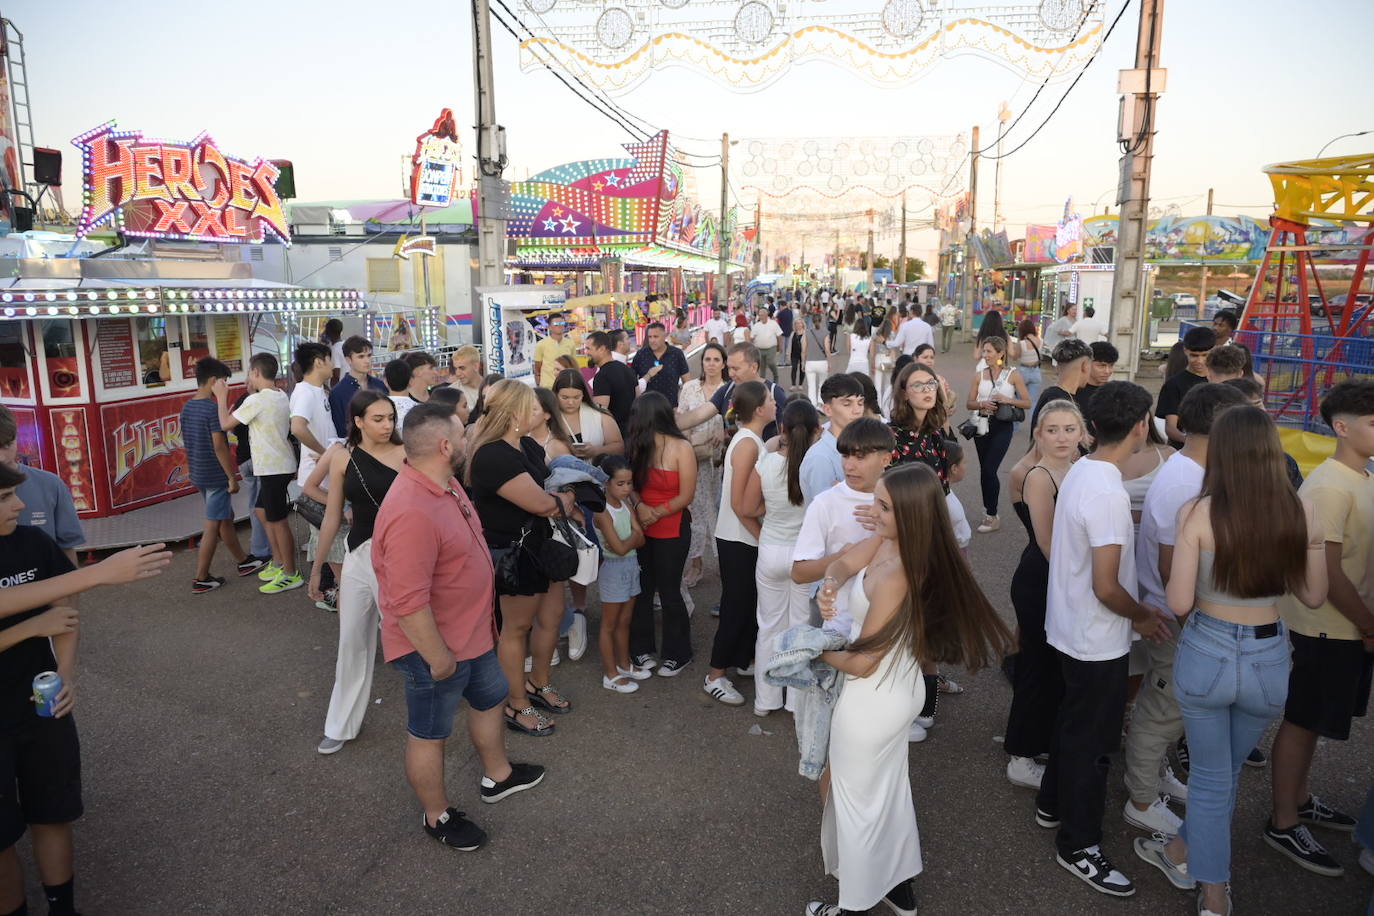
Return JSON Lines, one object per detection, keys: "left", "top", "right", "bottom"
{"left": 17, "top": 341, "right": 1373, "bottom": 915}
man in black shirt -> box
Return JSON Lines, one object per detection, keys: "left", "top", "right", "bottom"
{"left": 1077, "top": 341, "right": 1120, "bottom": 407}
{"left": 630, "top": 321, "right": 691, "bottom": 408}
{"left": 1030, "top": 339, "right": 1093, "bottom": 434}
{"left": 1157, "top": 326, "right": 1216, "bottom": 446}
{"left": 588, "top": 331, "right": 638, "bottom": 435}
{"left": 0, "top": 463, "right": 84, "bottom": 916}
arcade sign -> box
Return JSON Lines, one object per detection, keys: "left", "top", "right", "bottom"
{"left": 72, "top": 121, "right": 289, "bottom": 245}
{"left": 410, "top": 109, "right": 463, "bottom": 208}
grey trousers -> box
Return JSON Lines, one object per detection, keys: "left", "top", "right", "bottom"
{"left": 1123, "top": 618, "right": 1185, "bottom": 804}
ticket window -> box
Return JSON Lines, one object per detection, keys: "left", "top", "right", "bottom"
{"left": 36, "top": 320, "right": 88, "bottom": 403}
{"left": 134, "top": 316, "right": 172, "bottom": 388}
{"left": 0, "top": 322, "right": 33, "bottom": 402}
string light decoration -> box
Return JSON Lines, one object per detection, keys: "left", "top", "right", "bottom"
{"left": 0, "top": 288, "right": 365, "bottom": 321}
{"left": 517, "top": 1, "right": 1106, "bottom": 95}
{"left": 737, "top": 134, "right": 967, "bottom": 200}
{"left": 72, "top": 121, "right": 290, "bottom": 244}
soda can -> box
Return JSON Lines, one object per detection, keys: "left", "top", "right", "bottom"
{"left": 32, "top": 671, "right": 63, "bottom": 718}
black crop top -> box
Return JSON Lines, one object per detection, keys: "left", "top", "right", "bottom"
{"left": 344, "top": 447, "right": 399, "bottom": 550}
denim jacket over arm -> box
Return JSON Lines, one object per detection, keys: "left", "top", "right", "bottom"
{"left": 764, "top": 624, "right": 848, "bottom": 781}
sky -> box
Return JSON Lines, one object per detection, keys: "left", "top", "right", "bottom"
{"left": 12, "top": 0, "right": 1373, "bottom": 265}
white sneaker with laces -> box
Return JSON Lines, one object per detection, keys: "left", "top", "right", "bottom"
{"left": 523, "top": 649, "right": 561, "bottom": 673}
{"left": 1056, "top": 844, "right": 1135, "bottom": 897}
{"left": 567, "top": 612, "right": 588, "bottom": 661}
{"left": 1132, "top": 833, "right": 1195, "bottom": 890}
{"left": 703, "top": 675, "right": 745, "bottom": 706}
{"left": 1006, "top": 755, "right": 1044, "bottom": 790}
{"left": 1160, "top": 764, "right": 1189, "bottom": 803}
{"left": 617, "top": 664, "right": 652, "bottom": 681}
{"left": 908, "top": 722, "right": 928, "bottom": 743}
{"left": 1124, "top": 796, "right": 1182, "bottom": 836}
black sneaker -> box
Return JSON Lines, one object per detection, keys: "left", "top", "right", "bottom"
{"left": 1035, "top": 806, "right": 1061, "bottom": 829}
{"left": 656, "top": 658, "right": 692, "bottom": 678}
{"left": 236, "top": 555, "right": 267, "bottom": 576}
{"left": 422, "top": 807, "right": 486, "bottom": 851}
{"left": 1262, "top": 819, "right": 1343, "bottom": 876}
{"left": 1245, "top": 746, "right": 1267, "bottom": 768}
{"left": 480, "top": 762, "right": 545, "bottom": 804}
{"left": 631, "top": 653, "right": 658, "bottom": 671}
{"left": 1172, "top": 735, "right": 1191, "bottom": 779}
{"left": 1297, "top": 795, "right": 1356, "bottom": 832}
{"left": 882, "top": 879, "right": 917, "bottom": 916}
{"left": 191, "top": 576, "right": 225, "bottom": 594}
{"left": 1055, "top": 845, "right": 1135, "bottom": 896}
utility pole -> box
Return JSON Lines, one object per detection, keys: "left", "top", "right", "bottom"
{"left": 718, "top": 132, "right": 730, "bottom": 303}
{"left": 472, "top": 0, "right": 508, "bottom": 352}
{"left": 962, "top": 125, "right": 980, "bottom": 339}
{"left": 1197, "top": 187, "right": 1213, "bottom": 308}
{"left": 898, "top": 191, "right": 907, "bottom": 290}
{"left": 993, "top": 102, "right": 1011, "bottom": 233}
{"left": 1108, "top": 0, "right": 1166, "bottom": 380}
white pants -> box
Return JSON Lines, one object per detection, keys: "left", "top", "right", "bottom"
{"left": 324, "top": 539, "right": 380, "bottom": 741}
{"left": 874, "top": 368, "right": 892, "bottom": 419}
{"left": 755, "top": 542, "right": 815, "bottom": 712}
{"left": 805, "top": 360, "right": 830, "bottom": 402}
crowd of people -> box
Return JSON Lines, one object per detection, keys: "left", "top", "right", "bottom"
{"left": 0, "top": 291, "right": 1372, "bottom": 915}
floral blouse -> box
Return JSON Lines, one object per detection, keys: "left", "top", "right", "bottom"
{"left": 890, "top": 424, "right": 949, "bottom": 491}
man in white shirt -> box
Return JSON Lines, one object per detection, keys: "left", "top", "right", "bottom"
{"left": 1123, "top": 383, "right": 1246, "bottom": 837}
{"left": 890, "top": 309, "right": 935, "bottom": 356}
{"left": 1046, "top": 303, "right": 1078, "bottom": 347}
{"left": 938, "top": 302, "right": 959, "bottom": 352}
{"left": 451, "top": 345, "right": 483, "bottom": 423}
{"left": 290, "top": 342, "right": 335, "bottom": 489}
{"left": 704, "top": 306, "right": 731, "bottom": 348}
{"left": 751, "top": 305, "right": 784, "bottom": 383}
{"left": 1070, "top": 305, "right": 1109, "bottom": 344}
{"left": 1038, "top": 381, "right": 1172, "bottom": 899}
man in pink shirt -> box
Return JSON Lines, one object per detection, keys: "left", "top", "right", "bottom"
{"left": 373, "top": 403, "right": 544, "bottom": 851}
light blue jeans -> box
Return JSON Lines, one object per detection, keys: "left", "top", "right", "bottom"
{"left": 1019, "top": 365, "right": 1042, "bottom": 410}
{"left": 1175, "top": 610, "right": 1290, "bottom": 883}
{"left": 240, "top": 460, "right": 271, "bottom": 558}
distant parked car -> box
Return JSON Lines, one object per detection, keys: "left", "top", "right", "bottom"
{"left": 1171, "top": 292, "right": 1199, "bottom": 308}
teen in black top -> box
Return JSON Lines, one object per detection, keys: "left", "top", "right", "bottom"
{"left": 592, "top": 360, "right": 638, "bottom": 435}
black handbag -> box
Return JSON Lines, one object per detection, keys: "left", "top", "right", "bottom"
{"left": 957, "top": 418, "right": 981, "bottom": 440}
{"left": 490, "top": 544, "right": 522, "bottom": 594}
{"left": 531, "top": 507, "right": 581, "bottom": 582}
{"left": 293, "top": 494, "right": 327, "bottom": 529}
{"left": 993, "top": 403, "right": 1026, "bottom": 423}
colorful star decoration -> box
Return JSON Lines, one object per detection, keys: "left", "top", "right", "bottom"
{"left": 559, "top": 215, "right": 582, "bottom": 234}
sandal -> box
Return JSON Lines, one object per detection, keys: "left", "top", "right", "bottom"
{"left": 525, "top": 681, "right": 572, "bottom": 715}
{"left": 504, "top": 704, "right": 555, "bottom": 737}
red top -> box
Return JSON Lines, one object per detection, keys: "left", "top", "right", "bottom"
{"left": 641, "top": 467, "right": 684, "bottom": 539}
{"left": 373, "top": 463, "right": 497, "bottom": 663}
{"left": 734, "top": 314, "right": 749, "bottom": 327}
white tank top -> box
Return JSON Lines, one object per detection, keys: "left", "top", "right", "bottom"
{"left": 1017, "top": 336, "right": 1041, "bottom": 366}
{"left": 574, "top": 403, "right": 605, "bottom": 446}
{"left": 848, "top": 334, "right": 871, "bottom": 364}
{"left": 758, "top": 450, "right": 806, "bottom": 545}
{"left": 716, "top": 427, "right": 764, "bottom": 546}
{"left": 977, "top": 367, "right": 1016, "bottom": 401}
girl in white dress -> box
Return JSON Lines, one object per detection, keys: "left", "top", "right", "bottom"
{"left": 807, "top": 463, "right": 1013, "bottom": 916}
{"left": 845, "top": 315, "right": 873, "bottom": 375}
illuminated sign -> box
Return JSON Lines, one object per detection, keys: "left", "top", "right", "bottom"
{"left": 410, "top": 109, "right": 463, "bottom": 208}
{"left": 393, "top": 234, "right": 436, "bottom": 260}
{"left": 72, "top": 121, "right": 289, "bottom": 244}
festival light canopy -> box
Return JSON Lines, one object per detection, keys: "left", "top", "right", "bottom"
{"left": 517, "top": 0, "right": 1106, "bottom": 94}
{"left": 737, "top": 134, "right": 967, "bottom": 200}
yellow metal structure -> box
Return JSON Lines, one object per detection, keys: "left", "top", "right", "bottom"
{"left": 1265, "top": 153, "right": 1374, "bottom": 224}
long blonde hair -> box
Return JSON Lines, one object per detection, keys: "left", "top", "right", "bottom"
{"left": 464, "top": 379, "right": 536, "bottom": 485}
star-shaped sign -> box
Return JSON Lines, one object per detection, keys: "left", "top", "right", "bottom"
{"left": 553, "top": 206, "right": 565, "bottom": 217}
{"left": 542, "top": 218, "right": 558, "bottom": 231}
{"left": 593, "top": 180, "right": 605, "bottom": 191}
{"left": 604, "top": 172, "right": 621, "bottom": 187}
{"left": 559, "top": 215, "right": 581, "bottom": 234}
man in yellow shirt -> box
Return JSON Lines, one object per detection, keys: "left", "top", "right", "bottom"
{"left": 533, "top": 314, "right": 577, "bottom": 388}
{"left": 1266, "top": 380, "right": 1374, "bottom": 878}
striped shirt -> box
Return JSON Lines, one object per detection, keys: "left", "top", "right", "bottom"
{"left": 180, "top": 396, "right": 228, "bottom": 488}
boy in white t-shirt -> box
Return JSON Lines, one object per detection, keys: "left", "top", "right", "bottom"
{"left": 290, "top": 342, "right": 334, "bottom": 489}
{"left": 215, "top": 352, "right": 301, "bottom": 594}
{"left": 1037, "top": 381, "right": 1172, "bottom": 899}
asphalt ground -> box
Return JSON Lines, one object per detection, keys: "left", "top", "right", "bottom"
{"left": 15, "top": 333, "right": 1373, "bottom": 915}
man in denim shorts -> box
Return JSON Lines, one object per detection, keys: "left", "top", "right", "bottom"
{"left": 373, "top": 403, "right": 544, "bottom": 850}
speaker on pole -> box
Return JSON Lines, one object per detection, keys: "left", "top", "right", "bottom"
{"left": 33, "top": 148, "right": 61, "bottom": 186}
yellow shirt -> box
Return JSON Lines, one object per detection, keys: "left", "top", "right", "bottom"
{"left": 533, "top": 336, "right": 577, "bottom": 387}
{"left": 1282, "top": 458, "right": 1374, "bottom": 640}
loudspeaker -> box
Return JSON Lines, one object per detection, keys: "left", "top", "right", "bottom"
{"left": 270, "top": 159, "right": 296, "bottom": 200}
{"left": 33, "top": 148, "right": 61, "bottom": 186}
{"left": 11, "top": 207, "right": 33, "bottom": 232}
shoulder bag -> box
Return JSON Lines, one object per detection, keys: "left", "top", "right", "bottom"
{"left": 989, "top": 368, "right": 1026, "bottom": 423}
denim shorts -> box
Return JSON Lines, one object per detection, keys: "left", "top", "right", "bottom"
{"left": 392, "top": 648, "right": 508, "bottom": 740}
{"left": 599, "top": 554, "right": 642, "bottom": 604}
{"left": 198, "top": 485, "right": 232, "bottom": 521}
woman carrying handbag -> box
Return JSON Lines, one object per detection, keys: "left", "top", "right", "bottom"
{"left": 964, "top": 337, "right": 1031, "bottom": 534}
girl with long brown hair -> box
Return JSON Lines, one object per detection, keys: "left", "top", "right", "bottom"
{"left": 806, "top": 463, "right": 1012, "bottom": 916}
{"left": 1136, "top": 406, "right": 1326, "bottom": 915}
{"left": 888, "top": 362, "right": 950, "bottom": 487}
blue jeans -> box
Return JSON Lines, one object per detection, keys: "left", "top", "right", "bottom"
{"left": 1018, "top": 365, "right": 1042, "bottom": 415}
{"left": 391, "top": 648, "right": 508, "bottom": 740}
{"left": 1175, "top": 610, "right": 1289, "bottom": 883}
{"left": 240, "top": 460, "right": 271, "bottom": 557}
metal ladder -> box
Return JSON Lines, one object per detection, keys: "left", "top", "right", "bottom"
{"left": 1, "top": 18, "right": 41, "bottom": 210}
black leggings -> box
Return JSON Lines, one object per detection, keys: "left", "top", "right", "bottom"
{"left": 973, "top": 417, "right": 1014, "bottom": 517}
{"left": 1004, "top": 557, "right": 1062, "bottom": 758}
{"left": 711, "top": 538, "right": 759, "bottom": 670}
{"left": 629, "top": 511, "right": 692, "bottom": 665}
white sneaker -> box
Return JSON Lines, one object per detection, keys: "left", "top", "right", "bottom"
{"left": 317, "top": 736, "right": 346, "bottom": 755}
{"left": 908, "top": 722, "right": 928, "bottom": 743}
{"left": 914, "top": 714, "right": 935, "bottom": 729}
{"left": 602, "top": 674, "right": 639, "bottom": 694}
{"left": 1160, "top": 764, "right": 1189, "bottom": 803}
{"left": 617, "top": 664, "right": 652, "bottom": 681}
{"left": 1124, "top": 797, "right": 1182, "bottom": 836}
{"left": 1007, "top": 755, "right": 1045, "bottom": 790}
{"left": 736, "top": 664, "right": 755, "bottom": 678}
{"left": 753, "top": 705, "right": 772, "bottom": 718}
{"left": 567, "top": 612, "right": 588, "bottom": 661}
{"left": 523, "top": 649, "right": 561, "bottom": 672}
{"left": 703, "top": 675, "right": 745, "bottom": 706}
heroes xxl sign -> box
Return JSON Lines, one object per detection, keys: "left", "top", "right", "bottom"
{"left": 73, "top": 121, "right": 289, "bottom": 245}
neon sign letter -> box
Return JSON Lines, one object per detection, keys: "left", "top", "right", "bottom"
{"left": 73, "top": 121, "right": 290, "bottom": 245}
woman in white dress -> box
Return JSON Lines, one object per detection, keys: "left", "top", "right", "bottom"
{"left": 676, "top": 343, "right": 728, "bottom": 588}
{"left": 807, "top": 463, "right": 1013, "bottom": 916}
{"left": 845, "top": 315, "right": 873, "bottom": 376}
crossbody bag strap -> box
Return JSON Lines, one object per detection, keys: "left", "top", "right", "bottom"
{"left": 348, "top": 449, "right": 382, "bottom": 508}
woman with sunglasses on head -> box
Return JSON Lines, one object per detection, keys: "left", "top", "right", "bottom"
{"left": 677, "top": 343, "right": 729, "bottom": 589}
{"left": 310, "top": 390, "right": 407, "bottom": 755}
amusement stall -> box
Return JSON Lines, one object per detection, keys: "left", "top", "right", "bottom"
{"left": 0, "top": 121, "right": 365, "bottom": 541}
